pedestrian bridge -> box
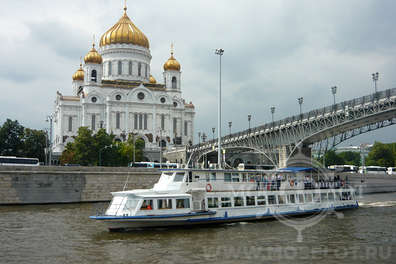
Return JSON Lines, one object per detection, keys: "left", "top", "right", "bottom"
{"left": 187, "top": 88, "right": 396, "bottom": 166}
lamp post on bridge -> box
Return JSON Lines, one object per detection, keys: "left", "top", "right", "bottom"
{"left": 297, "top": 97, "right": 304, "bottom": 117}
{"left": 198, "top": 132, "right": 201, "bottom": 146}
{"left": 212, "top": 127, "right": 215, "bottom": 141}
{"left": 331, "top": 86, "right": 337, "bottom": 105}
{"left": 248, "top": 114, "right": 251, "bottom": 131}
{"left": 270, "top": 106, "right": 275, "bottom": 124}
{"left": 202, "top": 133, "right": 207, "bottom": 143}
{"left": 215, "top": 48, "right": 224, "bottom": 168}
{"left": 372, "top": 72, "right": 379, "bottom": 94}
{"left": 228, "top": 121, "right": 232, "bottom": 135}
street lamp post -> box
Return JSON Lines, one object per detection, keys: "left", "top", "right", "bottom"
{"left": 131, "top": 131, "right": 138, "bottom": 164}
{"left": 297, "top": 97, "right": 304, "bottom": 116}
{"left": 99, "top": 145, "right": 112, "bottom": 166}
{"left": 372, "top": 72, "right": 379, "bottom": 93}
{"left": 248, "top": 115, "right": 251, "bottom": 131}
{"left": 215, "top": 48, "right": 224, "bottom": 168}
{"left": 228, "top": 121, "right": 232, "bottom": 135}
{"left": 212, "top": 127, "right": 215, "bottom": 141}
{"left": 331, "top": 86, "right": 337, "bottom": 105}
{"left": 270, "top": 106, "right": 275, "bottom": 124}
{"left": 198, "top": 132, "right": 201, "bottom": 145}
{"left": 157, "top": 128, "right": 163, "bottom": 169}
{"left": 46, "top": 115, "right": 53, "bottom": 166}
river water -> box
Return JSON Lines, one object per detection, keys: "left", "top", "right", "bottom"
{"left": 1, "top": 192, "right": 395, "bottom": 264}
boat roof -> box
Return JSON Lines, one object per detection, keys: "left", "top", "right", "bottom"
{"left": 159, "top": 167, "right": 313, "bottom": 173}
{"left": 112, "top": 189, "right": 191, "bottom": 198}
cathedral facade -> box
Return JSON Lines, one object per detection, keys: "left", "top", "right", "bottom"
{"left": 51, "top": 6, "right": 195, "bottom": 162}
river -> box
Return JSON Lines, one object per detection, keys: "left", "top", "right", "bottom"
{"left": 1, "top": 192, "right": 395, "bottom": 263}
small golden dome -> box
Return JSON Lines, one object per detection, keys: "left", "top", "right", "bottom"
{"left": 149, "top": 75, "right": 156, "bottom": 84}
{"left": 163, "top": 51, "right": 181, "bottom": 71}
{"left": 72, "top": 64, "right": 84, "bottom": 81}
{"left": 100, "top": 6, "right": 149, "bottom": 48}
{"left": 84, "top": 44, "right": 103, "bottom": 64}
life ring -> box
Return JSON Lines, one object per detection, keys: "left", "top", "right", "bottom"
{"left": 206, "top": 183, "right": 213, "bottom": 192}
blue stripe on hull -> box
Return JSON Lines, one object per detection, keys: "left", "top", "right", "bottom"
{"left": 94, "top": 203, "right": 358, "bottom": 229}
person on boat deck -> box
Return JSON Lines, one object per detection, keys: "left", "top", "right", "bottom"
{"left": 276, "top": 174, "right": 281, "bottom": 190}
{"left": 141, "top": 201, "right": 152, "bottom": 210}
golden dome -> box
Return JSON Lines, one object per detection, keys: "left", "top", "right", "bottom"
{"left": 100, "top": 6, "right": 149, "bottom": 48}
{"left": 163, "top": 51, "right": 181, "bottom": 71}
{"left": 149, "top": 75, "right": 156, "bottom": 84}
{"left": 72, "top": 64, "right": 84, "bottom": 81}
{"left": 84, "top": 44, "right": 103, "bottom": 64}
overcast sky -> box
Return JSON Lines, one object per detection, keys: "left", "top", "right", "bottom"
{"left": 1, "top": 0, "right": 395, "bottom": 146}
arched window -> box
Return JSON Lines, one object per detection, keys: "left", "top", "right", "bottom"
{"left": 172, "top": 76, "right": 177, "bottom": 89}
{"left": 116, "top": 112, "right": 120, "bottom": 129}
{"left": 129, "top": 61, "right": 132, "bottom": 75}
{"left": 145, "top": 64, "right": 148, "bottom": 78}
{"left": 108, "top": 61, "right": 112, "bottom": 75}
{"left": 91, "top": 70, "right": 97, "bottom": 82}
{"left": 138, "top": 62, "right": 142, "bottom": 76}
{"left": 118, "top": 61, "right": 122, "bottom": 75}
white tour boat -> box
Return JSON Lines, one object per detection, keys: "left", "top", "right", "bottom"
{"left": 90, "top": 167, "right": 358, "bottom": 231}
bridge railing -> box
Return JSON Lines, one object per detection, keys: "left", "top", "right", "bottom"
{"left": 190, "top": 88, "right": 396, "bottom": 150}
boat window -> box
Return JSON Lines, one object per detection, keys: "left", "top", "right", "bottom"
{"left": 176, "top": 198, "right": 190, "bottom": 209}
{"left": 313, "top": 193, "right": 321, "bottom": 203}
{"left": 335, "top": 192, "right": 342, "bottom": 201}
{"left": 246, "top": 196, "right": 255, "bottom": 206}
{"left": 232, "top": 173, "right": 240, "bottom": 182}
{"left": 257, "top": 195, "right": 266, "bottom": 206}
{"left": 278, "top": 195, "right": 286, "bottom": 204}
{"left": 140, "top": 199, "right": 153, "bottom": 210}
{"left": 124, "top": 199, "right": 139, "bottom": 211}
{"left": 304, "top": 193, "right": 313, "bottom": 203}
{"left": 234, "top": 196, "right": 244, "bottom": 207}
{"left": 208, "top": 197, "right": 219, "bottom": 208}
{"left": 298, "top": 194, "right": 304, "bottom": 203}
{"left": 248, "top": 173, "right": 255, "bottom": 182}
{"left": 224, "top": 173, "right": 231, "bottom": 182}
{"left": 242, "top": 173, "right": 247, "bottom": 182}
{"left": 158, "top": 199, "right": 173, "bottom": 209}
{"left": 174, "top": 172, "right": 185, "bottom": 182}
{"left": 289, "top": 194, "right": 295, "bottom": 204}
{"left": 205, "top": 173, "right": 210, "bottom": 182}
{"left": 210, "top": 173, "right": 217, "bottom": 181}
{"left": 268, "top": 195, "right": 276, "bottom": 205}
{"left": 221, "top": 197, "right": 232, "bottom": 207}
{"left": 163, "top": 172, "right": 174, "bottom": 177}
{"left": 321, "top": 193, "right": 328, "bottom": 202}
{"left": 342, "top": 192, "right": 351, "bottom": 200}
{"left": 328, "top": 192, "right": 334, "bottom": 201}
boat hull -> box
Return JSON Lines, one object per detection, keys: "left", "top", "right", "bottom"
{"left": 91, "top": 202, "right": 358, "bottom": 231}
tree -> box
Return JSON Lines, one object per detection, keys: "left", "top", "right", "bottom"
{"left": 338, "top": 151, "right": 360, "bottom": 166}
{"left": 366, "top": 142, "right": 394, "bottom": 167}
{"left": 22, "top": 128, "right": 46, "bottom": 162}
{"left": 0, "top": 119, "right": 24, "bottom": 156}
{"left": 322, "top": 150, "right": 344, "bottom": 167}
{"left": 60, "top": 142, "right": 76, "bottom": 165}
{"left": 72, "top": 127, "right": 97, "bottom": 166}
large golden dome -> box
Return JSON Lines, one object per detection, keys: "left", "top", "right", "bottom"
{"left": 72, "top": 64, "right": 84, "bottom": 81}
{"left": 100, "top": 7, "right": 149, "bottom": 48}
{"left": 84, "top": 44, "right": 103, "bottom": 64}
{"left": 163, "top": 51, "right": 181, "bottom": 71}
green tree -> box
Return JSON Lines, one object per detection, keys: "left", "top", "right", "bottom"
{"left": 321, "top": 150, "right": 345, "bottom": 167}
{"left": 60, "top": 142, "right": 76, "bottom": 165}
{"left": 22, "top": 128, "right": 46, "bottom": 162}
{"left": 0, "top": 119, "right": 24, "bottom": 156}
{"left": 366, "top": 142, "right": 394, "bottom": 167}
{"left": 338, "top": 151, "right": 361, "bottom": 166}
{"left": 72, "top": 127, "right": 97, "bottom": 166}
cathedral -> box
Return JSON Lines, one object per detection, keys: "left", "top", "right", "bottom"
{"left": 51, "top": 5, "right": 195, "bottom": 162}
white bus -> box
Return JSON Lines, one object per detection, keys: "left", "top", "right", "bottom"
{"left": 358, "top": 166, "right": 387, "bottom": 174}
{"left": 328, "top": 165, "right": 358, "bottom": 173}
{"left": 387, "top": 167, "right": 396, "bottom": 175}
{"left": 128, "top": 162, "right": 178, "bottom": 169}
{"left": 0, "top": 156, "right": 40, "bottom": 166}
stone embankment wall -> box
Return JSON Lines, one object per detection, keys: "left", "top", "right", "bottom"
{"left": 342, "top": 172, "right": 396, "bottom": 194}
{"left": 0, "top": 166, "right": 161, "bottom": 205}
